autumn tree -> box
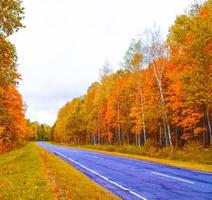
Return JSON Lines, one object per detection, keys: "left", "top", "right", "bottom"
{"left": 66, "top": 98, "right": 86, "bottom": 144}
{"left": 0, "top": 0, "right": 26, "bottom": 151}
{"left": 167, "top": 0, "right": 212, "bottom": 145}
{"left": 52, "top": 0, "right": 212, "bottom": 149}
{"left": 124, "top": 39, "right": 147, "bottom": 146}
{"left": 100, "top": 62, "right": 114, "bottom": 144}
{"left": 83, "top": 82, "right": 100, "bottom": 144}
{"left": 139, "top": 27, "right": 173, "bottom": 146}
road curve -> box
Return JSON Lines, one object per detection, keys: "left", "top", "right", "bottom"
{"left": 38, "top": 142, "right": 212, "bottom": 200}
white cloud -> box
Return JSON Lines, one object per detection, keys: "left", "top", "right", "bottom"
{"left": 11, "top": 0, "right": 195, "bottom": 125}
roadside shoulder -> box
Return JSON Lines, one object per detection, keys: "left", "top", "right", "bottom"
{"left": 37, "top": 144, "right": 120, "bottom": 200}
{"left": 49, "top": 142, "right": 212, "bottom": 173}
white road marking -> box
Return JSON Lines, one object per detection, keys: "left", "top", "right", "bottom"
{"left": 71, "top": 150, "right": 79, "bottom": 153}
{"left": 92, "top": 156, "right": 102, "bottom": 159}
{"left": 49, "top": 148, "right": 148, "bottom": 200}
{"left": 152, "top": 172, "right": 194, "bottom": 184}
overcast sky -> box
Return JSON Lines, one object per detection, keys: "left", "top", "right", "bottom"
{"left": 11, "top": 0, "right": 195, "bottom": 125}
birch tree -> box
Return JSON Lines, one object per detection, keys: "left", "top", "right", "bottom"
{"left": 124, "top": 39, "right": 147, "bottom": 145}
{"left": 142, "top": 28, "right": 172, "bottom": 146}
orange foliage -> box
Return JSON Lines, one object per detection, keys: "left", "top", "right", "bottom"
{"left": 0, "top": 85, "right": 27, "bottom": 150}
{"left": 53, "top": 0, "right": 212, "bottom": 147}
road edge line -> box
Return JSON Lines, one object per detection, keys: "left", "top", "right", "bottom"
{"left": 49, "top": 148, "right": 148, "bottom": 200}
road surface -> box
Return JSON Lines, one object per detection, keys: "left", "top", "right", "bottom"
{"left": 38, "top": 142, "right": 212, "bottom": 200}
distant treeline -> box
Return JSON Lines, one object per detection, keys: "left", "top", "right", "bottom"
{"left": 27, "top": 121, "right": 52, "bottom": 141}
{"left": 52, "top": 0, "right": 212, "bottom": 148}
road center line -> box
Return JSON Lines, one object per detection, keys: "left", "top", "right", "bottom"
{"left": 92, "top": 156, "right": 102, "bottom": 159}
{"left": 49, "top": 148, "right": 148, "bottom": 200}
{"left": 152, "top": 172, "right": 194, "bottom": 184}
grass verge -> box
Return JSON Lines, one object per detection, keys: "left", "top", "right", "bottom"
{"left": 37, "top": 144, "right": 120, "bottom": 200}
{"left": 50, "top": 142, "right": 212, "bottom": 173}
{"left": 0, "top": 142, "right": 54, "bottom": 200}
{"left": 0, "top": 142, "right": 120, "bottom": 200}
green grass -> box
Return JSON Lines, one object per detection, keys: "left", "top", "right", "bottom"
{"left": 50, "top": 142, "right": 212, "bottom": 172}
{"left": 0, "top": 143, "right": 54, "bottom": 200}
{"left": 37, "top": 145, "right": 120, "bottom": 200}
{"left": 0, "top": 142, "right": 120, "bottom": 200}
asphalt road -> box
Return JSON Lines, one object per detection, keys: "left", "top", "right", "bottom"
{"left": 38, "top": 142, "right": 212, "bottom": 200}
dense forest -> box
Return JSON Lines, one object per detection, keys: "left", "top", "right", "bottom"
{"left": 52, "top": 0, "right": 212, "bottom": 148}
{"left": 0, "top": 0, "right": 211, "bottom": 153}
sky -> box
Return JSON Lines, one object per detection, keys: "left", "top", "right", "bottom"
{"left": 11, "top": 0, "right": 195, "bottom": 125}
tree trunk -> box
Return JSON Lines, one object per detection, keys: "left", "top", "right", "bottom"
{"left": 159, "top": 82, "right": 172, "bottom": 146}
{"left": 138, "top": 74, "right": 147, "bottom": 145}
{"left": 93, "top": 135, "right": 96, "bottom": 145}
{"left": 206, "top": 107, "right": 212, "bottom": 145}
{"left": 127, "top": 132, "right": 130, "bottom": 145}
{"left": 163, "top": 116, "right": 168, "bottom": 146}
{"left": 118, "top": 124, "right": 121, "bottom": 145}
{"left": 97, "top": 128, "right": 100, "bottom": 144}
{"left": 166, "top": 121, "right": 172, "bottom": 146}
{"left": 175, "top": 129, "right": 178, "bottom": 148}
{"left": 117, "top": 100, "right": 121, "bottom": 145}
{"left": 141, "top": 93, "right": 147, "bottom": 144}
{"left": 153, "top": 61, "right": 172, "bottom": 147}
{"left": 138, "top": 134, "right": 141, "bottom": 147}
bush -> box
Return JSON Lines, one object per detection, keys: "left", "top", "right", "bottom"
{"left": 78, "top": 141, "right": 212, "bottom": 165}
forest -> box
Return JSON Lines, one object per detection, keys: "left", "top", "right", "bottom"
{"left": 1, "top": 1, "right": 212, "bottom": 199}
{"left": 0, "top": 0, "right": 28, "bottom": 152}
{"left": 0, "top": 0, "right": 50, "bottom": 152}
{"left": 0, "top": 0, "right": 212, "bottom": 153}
{"left": 52, "top": 0, "right": 212, "bottom": 149}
